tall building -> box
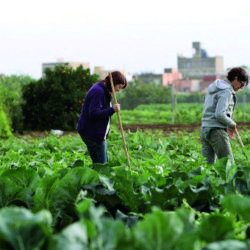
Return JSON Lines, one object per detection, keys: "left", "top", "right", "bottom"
{"left": 177, "top": 42, "right": 223, "bottom": 79}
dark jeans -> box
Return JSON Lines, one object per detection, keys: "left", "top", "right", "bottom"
{"left": 80, "top": 135, "right": 108, "bottom": 164}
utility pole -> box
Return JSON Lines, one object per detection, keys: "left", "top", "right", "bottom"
{"left": 243, "top": 90, "right": 246, "bottom": 122}
{"left": 171, "top": 83, "right": 175, "bottom": 124}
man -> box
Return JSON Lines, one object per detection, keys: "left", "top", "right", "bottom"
{"left": 77, "top": 71, "right": 127, "bottom": 164}
{"left": 200, "top": 67, "right": 249, "bottom": 165}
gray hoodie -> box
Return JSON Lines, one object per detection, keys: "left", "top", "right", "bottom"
{"left": 201, "top": 79, "right": 236, "bottom": 128}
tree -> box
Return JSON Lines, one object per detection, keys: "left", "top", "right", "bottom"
{"left": 117, "top": 79, "right": 172, "bottom": 110}
{"left": 22, "top": 64, "right": 99, "bottom": 131}
{"left": 0, "top": 94, "right": 11, "bottom": 138}
{"left": 0, "top": 75, "right": 33, "bottom": 131}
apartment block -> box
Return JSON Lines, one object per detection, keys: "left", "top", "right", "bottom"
{"left": 178, "top": 42, "right": 223, "bottom": 79}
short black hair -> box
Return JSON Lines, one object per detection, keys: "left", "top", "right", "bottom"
{"left": 227, "top": 67, "right": 249, "bottom": 86}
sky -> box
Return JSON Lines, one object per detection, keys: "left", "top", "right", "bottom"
{"left": 1, "top": 0, "right": 250, "bottom": 79}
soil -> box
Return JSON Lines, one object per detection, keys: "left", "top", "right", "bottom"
{"left": 13, "top": 131, "right": 76, "bottom": 138}
{"left": 122, "top": 122, "right": 250, "bottom": 133}
{"left": 12, "top": 122, "right": 250, "bottom": 138}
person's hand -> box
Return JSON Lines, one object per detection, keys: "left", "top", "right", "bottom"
{"left": 113, "top": 104, "right": 120, "bottom": 112}
{"left": 228, "top": 125, "right": 236, "bottom": 139}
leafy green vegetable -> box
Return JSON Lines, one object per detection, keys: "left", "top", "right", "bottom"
{"left": 0, "top": 207, "right": 51, "bottom": 250}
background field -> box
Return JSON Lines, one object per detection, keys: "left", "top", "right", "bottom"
{"left": 116, "top": 103, "right": 250, "bottom": 125}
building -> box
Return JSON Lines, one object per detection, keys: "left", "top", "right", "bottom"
{"left": 162, "top": 68, "right": 182, "bottom": 86}
{"left": 172, "top": 75, "right": 224, "bottom": 93}
{"left": 171, "top": 79, "right": 198, "bottom": 92}
{"left": 178, "top": 42, "right": 223, "bottom": 79}
{"left": 42, "top": 60, "right": 90, "bottom": 77}
{"left": 93, "top": 66, "right": 111, "bottom": 80}
{"left": 199, "top": 75, "right": 221, "bottom": 92}
{"left": 133, "top": 72, "right": 163, "bottom": 85}
{"left": 93, "top": 66, "right": 127, "bottom": 81}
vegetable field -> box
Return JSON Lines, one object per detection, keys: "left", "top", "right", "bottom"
{"left": 1, "top": 128, "right": 250, "bottom": 249}
{"left": 116, "top": 103, "right": 250, "bottom": 125}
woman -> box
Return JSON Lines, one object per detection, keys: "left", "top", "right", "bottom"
{"left": 200, "top": 67, "right": 248, "bottom": 165}
{"left": 77, "top": 71, "right": 127, "bottom": 164}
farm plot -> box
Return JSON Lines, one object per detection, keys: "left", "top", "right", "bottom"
{"left": 0, "top": 129, "right": 250, "bottom": 249}
{"left": 115, "top": 103, "right": 250, "bottom": 126}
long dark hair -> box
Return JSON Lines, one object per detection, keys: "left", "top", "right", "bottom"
{"left": 103, "top": 71, "right": 127, "bottom": 92}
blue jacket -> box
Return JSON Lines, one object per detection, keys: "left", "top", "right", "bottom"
{"left": 77, "top": 82, "right": 115, "bottom": 143}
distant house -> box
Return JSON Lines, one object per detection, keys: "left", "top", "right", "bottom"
{"left": 162, "top": 68, "right": 182, "bottom": 86}
{"left": 171, "top": 79, "right": 198, "bottom": 92}
{"left": 172, "top": 75, "right": 223, "bottom": 93}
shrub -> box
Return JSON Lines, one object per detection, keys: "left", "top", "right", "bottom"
{"left": 22, "top": 64, "right": 99, "bottom": 131}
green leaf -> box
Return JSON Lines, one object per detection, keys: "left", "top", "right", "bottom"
{"left": 76, "top": 200, "right": 97, "bottom": 239}
{"left": 90, "top": 218, "right": 129, "bottom": 250}
{"left": 148, "top": 184, "right": 180, "bottom": 210}
{"left": 223, "top": 194, "right": 250, "bottom": 222}
{"left": 198, "top": 214, "right": 234, "bottom": 243}
{"left": 33, "top": 173, "right": 61, "bottom": 212}
{"left": 203, "top": 240, "right": 249, "bottom": 250}
{"left": 112, "top": 167, "right": 143, "bottom": 213}
{"left": 213, "top": 157, "right": 228, "bottom": 181}
{"left": 69, "top": 159, "right": 84, "bottom": 168}
{"left": 0, "top": 207, "right": 52, "bottom": 250}
{"left": 132, "top": 208, "right": 197, "bottom": 250}
{"left": 34, "top": 167, "right": 99, "bottom": 229}
{"left": 115, "top": 209, "right": 139, "bottom": 227}
{"left": 0, "top": 167, "right": 40, "bottom": 208}
{"left": 0, "top": 177, "right": 25, "bottom": 208}
{"left": 48, "top": 222, "right": 88, "bottom": 250}
{"left": 182, "top": 185, "right": 211, "bottom": 211}
{"left": 225, "top": 161, "right": 237, "bottom": 183}
{"left": 0, "top": 167, "right": 40, "bottom": 190}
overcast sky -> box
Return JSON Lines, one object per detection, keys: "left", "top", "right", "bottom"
{"left": 1, "top": 0, "right": 250, "bottom": 78}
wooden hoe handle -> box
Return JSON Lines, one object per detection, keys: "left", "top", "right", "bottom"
{"left": 235, "top": 128, "right": 244, "bottom": 148}
{"left": 109, "top": 73, "right": 131, "bottom": 168}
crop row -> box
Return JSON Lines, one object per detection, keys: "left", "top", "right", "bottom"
{"left": 0, "top": 129, "right": 250, "bottom": 249}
